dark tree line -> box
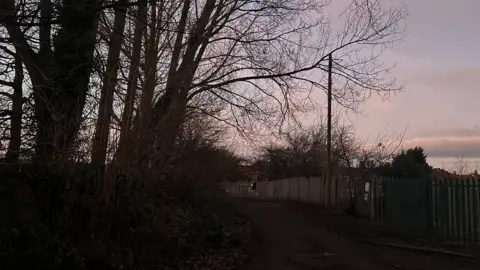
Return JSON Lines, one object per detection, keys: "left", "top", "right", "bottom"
{"left": 250, "top": 126, "right": 432, "bottom": 181}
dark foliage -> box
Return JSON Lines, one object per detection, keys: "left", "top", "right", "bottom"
{"left": 381, "top": 147, "right": 433, "bottom": 179}
{"left": 0, "top": 161, "right": 249, "bottom": 270}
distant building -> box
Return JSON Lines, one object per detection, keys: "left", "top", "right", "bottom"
{"left": 431, "top": 168, "right": 453, "bottom": 178}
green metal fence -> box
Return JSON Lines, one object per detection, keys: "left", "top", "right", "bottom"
{"left": 430, "top": 178, "right": 480, "bottom": 244}
{"left": 369, "top": 177, "right": 480, "bottom": 245}
{"left": 225, "top": 176, "right": 480, "bottom": 245}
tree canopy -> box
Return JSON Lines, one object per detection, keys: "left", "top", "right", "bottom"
{"left": 381, "top": 147, "right": 433, "bottom": 179}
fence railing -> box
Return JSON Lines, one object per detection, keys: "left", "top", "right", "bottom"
{"left": 224, "top": 176, "right": 374, "bottom": 217}
{"left": 224, "top": 176, "right": 480, "bottom": 245}
{"left": 431, "top": 178, "right": 480, "bottom": 244}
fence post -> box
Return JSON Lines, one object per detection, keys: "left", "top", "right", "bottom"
{"left": 442, "top": 177, "right": 448, "bottom": 240}
{"left": 431, "top": 178, "right": 437, "bottom": 238}
{"left": 462, "top": 178, "right": 468, "bottom": 244}
{"left": 448, "top": 177, "right": 454, "bottom": 241}
{"left": 372, "top": 177, "right": 376, "bottom": 220}
{"left": 307, "top": 177, "right": 311, "bottom": 202}
{"left": 280, "top": 179, "right": 283, "bottom": 200}
{"left": 370, "top": 178, "right": 375, "bottom": 219}
{"left": 466, "top": 178, "right": 472, "bottom": 244}
{"left": 381, "top": 178, "right": 386, "bottom": 222}
{"left": 425, "top": 178, "right": 431, "bottom": 235}
{"left": 319, "top": 176, "right": 323, "bottom": 206}
{"left": 475, "top": 179, "right": 480, "bottom": 244}
{"left": 376, "top": 177, "right": 381, "bottom": 220}
{"left": 454, "top": 178, "right": 461, "bottom": 243}
{"left": 298, "top": 178, "right": 300, "bottom": 201}
{"left": 273, "top": 180, "right": 282, "bottom": 200}
{"left": 439, "top": 178, "right": 445, "bottom": 240}
{"left": 272, "top": 180, "right": 276, "bottom": 199}
{"left": 445, "top": 177, "right": 449, "bottom": 240}
{"left": 379, "top": 177, "right": 385, "bottom": 221}
{"left": 334, "top": 177, "right": 338, "bottom": 209}
{"left": 289, "top": 178, "right": 291, "bottom": 201}
{"left": 321, "top": 175, "right": 325, "bottom": 206}
{"left": 276, "top": 180, "right": 280, "bottom": 200}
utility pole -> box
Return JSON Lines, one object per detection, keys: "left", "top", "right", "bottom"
{"left": 325, "top": 53, "right": 333, "bottom": 207}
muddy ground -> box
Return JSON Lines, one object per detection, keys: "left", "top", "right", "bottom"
{"left": 237, "top": 200, "right": 480, "bottom": 270}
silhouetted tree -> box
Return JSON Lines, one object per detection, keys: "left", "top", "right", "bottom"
{"left": 1, "top": 0, "right": 99, "bottom": 161}
{"left": 383, "top": 147, "right": 432, "bottom": 179}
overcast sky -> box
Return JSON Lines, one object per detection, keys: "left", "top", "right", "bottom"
{"left": 304, "top": 0, "right": 480, "bottom": 170}
{"left": 356, "top": 0, "right": 480, "bottom": 169}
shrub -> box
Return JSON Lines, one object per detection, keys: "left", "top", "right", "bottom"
{"left": 0, "top": 157, "right": 249, "bottom": 270}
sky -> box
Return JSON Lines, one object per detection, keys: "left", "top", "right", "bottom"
{"left": 302, "top": 0, "right": 480, "bottom": 170}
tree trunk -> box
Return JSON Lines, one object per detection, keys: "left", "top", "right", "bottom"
{"left": 130, "top": 0, "right": 192, "bottom": 170}
{"left": 5, "top": 52, "right": 23, "bottom": 162}
{"left": 31, "top": 0, "right": 55, "bottom": 161}
{"left": 91, "top": 1, "right": 128, "bottom": 167}
{"left": 133, "top": 0, "right": 158, "bottom": 157}
{"left": 117, "top": 0, "right": 147, "bottom": 166}
{"left": 2, "top": 0, "right": 99, "bottom": 162}
{"left": 50, "top": 0, "right": 99, "bottom": 162}
{"left": 142, "top": 0, "right": 218, "bottom": 170}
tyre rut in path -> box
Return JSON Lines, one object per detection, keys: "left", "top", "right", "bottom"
{"left": 237, "top": 200, "right": 480, "bottom": 270}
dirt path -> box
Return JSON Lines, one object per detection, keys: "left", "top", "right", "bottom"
{"left": 238, "top": 200, "right": 480, "bottom": 270}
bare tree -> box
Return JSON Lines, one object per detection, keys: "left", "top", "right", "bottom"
{"left": 116, "top": 0, "right": 147, "bottom": 165}
{"left": 253, "top": 118, "right": 361, "bottom": 181}
{"left": 1, "top": 0, "right": 100, "bottom": 162}
{"left": 91, "top": 0, "right": 128, "bottom": 167}
{"left": 1, "top": 0, "right": 407, "bottom": 172}
{"left": 357, "top": 126, "right": 407, "bottom": 171}
{"left": 451, "top": 152, "right": 471, "bottom": 176}
{"left": 130, "top": 0, "right": 408, "bottom": 172}
{"left": 4, "top": 51, "right": 23, "bottom": 161}
{"left": 0, "top": 27, "right": 25, "bottom": 161}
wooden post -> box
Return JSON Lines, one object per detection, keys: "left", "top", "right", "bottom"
{"left": 325, "top": 53, "right": 333, "bottom": 207}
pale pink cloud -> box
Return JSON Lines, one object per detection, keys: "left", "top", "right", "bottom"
{"left": 403, "top": 129, "right": 480, "bottom": 159}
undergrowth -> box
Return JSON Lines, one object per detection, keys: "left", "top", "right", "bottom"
{"left": 0, "top": 163, "right": 249, "bottom": 270}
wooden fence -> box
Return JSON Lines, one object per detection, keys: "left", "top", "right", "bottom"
{"left": 224, "top": 176, "right": 480, "bottom": 245}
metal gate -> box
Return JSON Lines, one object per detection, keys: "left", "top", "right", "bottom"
{"left": 383, "top": 178, "right": 430, "bottom": 235}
